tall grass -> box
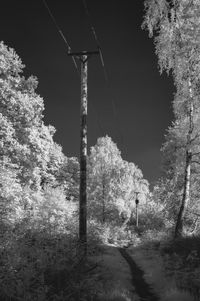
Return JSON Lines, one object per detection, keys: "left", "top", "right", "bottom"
{"left": 160, "top": 235, "right": 200, "bottom": 300}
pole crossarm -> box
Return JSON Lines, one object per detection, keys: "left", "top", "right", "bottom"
{"left": 68, "top": 50, "right": 99, "bottom": 63}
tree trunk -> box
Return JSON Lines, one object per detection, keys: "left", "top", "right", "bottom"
{"left": 174, "top": 150, "right": 192, "bottom": 237}
{"left": 175, "top": 79, "right": 193, "bottom": 238}
{"left": 102, "top": 177, "right": 105, "bottom": 223}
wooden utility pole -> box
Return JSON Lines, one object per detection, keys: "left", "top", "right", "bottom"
{"left": 68, "top": 50, "right": 99, "bottom": 256}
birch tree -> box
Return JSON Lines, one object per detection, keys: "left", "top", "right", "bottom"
{"left": 88, "top": 136, "right": 150, "bottom": 225}
{"left": 143, "top": 0, "right": 200, "bottom": 236}
{"left": 88, "top": 136, "right": 123, "bottom": 222}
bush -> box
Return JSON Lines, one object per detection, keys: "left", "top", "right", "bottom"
{"left": 87, "top": 219, "right": 141, "bottom": 247}
{"left": 0, "top": 186, "right": 100, "bottom": 301}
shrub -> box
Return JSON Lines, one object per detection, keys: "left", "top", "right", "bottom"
{"left": 0, "top": 186, "right": 100, "bottom": 301}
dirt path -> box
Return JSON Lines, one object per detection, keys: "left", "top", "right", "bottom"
{"left": 119, "top": 247, "right": 160, "bottom": 301}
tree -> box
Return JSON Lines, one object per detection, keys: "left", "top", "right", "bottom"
{"left": 56, "top": 156, "right": 79, "bottom": 201}
{"left": 143, "top": 0, "right": 200, "bottom": 237}
{"left": 88, "top": 136, "right": 123, "bottom": 222}
{"left": 0, "top": 41, "right": 44, "bottom": 188}
{"left": 0, "top": 162, "right": 23, "bottom": 228}
{"left": 115, "top": 161, "right": 149, "bottom": 226}
{"left": 0, "top": 41, "right": 71, "bottom": 192}
{"left": 0, "top": 41, "right": 79, "bottom": 230}
{"left": 88, "top": 136, "right": 150, "bottom": 226}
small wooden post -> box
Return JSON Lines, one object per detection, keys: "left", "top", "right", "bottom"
{"left": 135, "top": 198, "right": 139, "bottom": 227}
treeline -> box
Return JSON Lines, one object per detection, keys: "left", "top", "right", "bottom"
{"left": 0, "top": 42, "right": 154, "bottom": 300}
{"left": 0, "top": 40, "right": 152, "bottom": 230}
{"left": 0, "top": 41, "right": 79, "bottom": 228}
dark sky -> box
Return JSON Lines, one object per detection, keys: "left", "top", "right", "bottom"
{"left": 0, "top": 0, "right": 175, "bottom": 185}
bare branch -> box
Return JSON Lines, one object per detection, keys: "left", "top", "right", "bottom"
{"left": 192, "top": 151, "right": 200, "bottom": 157}
{"left": 190, "top": 133, "right": 200, "bottom": 143}
{"left": 191, "top": 160, "right": 200, "bottom": 165}
{"left": 187, "top": 210, "right": 200, "bottom": 217}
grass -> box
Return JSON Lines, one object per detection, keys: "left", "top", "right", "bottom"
{"left": 96, "top": 288, "right": 137, "bottom": 301}
{"left": 160, "top": 235, "right": 200, "bottom": 300}
{"left": 161, "top": 235, "right": 200, "bottom": 256}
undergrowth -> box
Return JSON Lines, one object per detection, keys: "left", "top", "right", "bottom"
{"left": 0, "top": 187, "right": 103, "bottom": 301}
{"left": 160, "top": 235, "right": 200, "bottom": 300}
{"left": 0, "top": 224, "right": 102, "bottom": 301}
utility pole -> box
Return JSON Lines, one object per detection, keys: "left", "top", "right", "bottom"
{"left": 68, "top": 50, "right": 99, "bottom": 256}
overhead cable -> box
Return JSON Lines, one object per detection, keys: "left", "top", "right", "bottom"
{"left": 82, "top": 0, "right": 125, "bottom": 149}
{"left": 42, "top": 0, "right": 79, "bottom": 76}
{"left": 82, "top": 0, "right": 108, "bottom": 82}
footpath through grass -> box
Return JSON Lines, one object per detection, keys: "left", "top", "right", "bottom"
{"left": 126, "top": 233, "right": 200, "bottom": 301}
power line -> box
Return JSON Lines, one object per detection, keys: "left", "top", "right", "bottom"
{"left": 42, "top": 0, "right": 124, "bottom": 149}
{"left": 82, "top": 0, "right": 108, "bottom": 82}
{"left": 42, "top": 0, "right": 104, "bottom": 138}
{"left": 82, "top": 0, "right": 125, "bottom": 149}
{"left": 77, "top": 0, "right": 107, "bottom": 137}
{"left": 42, "top": 0, "right": 79, "bottom": 76}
